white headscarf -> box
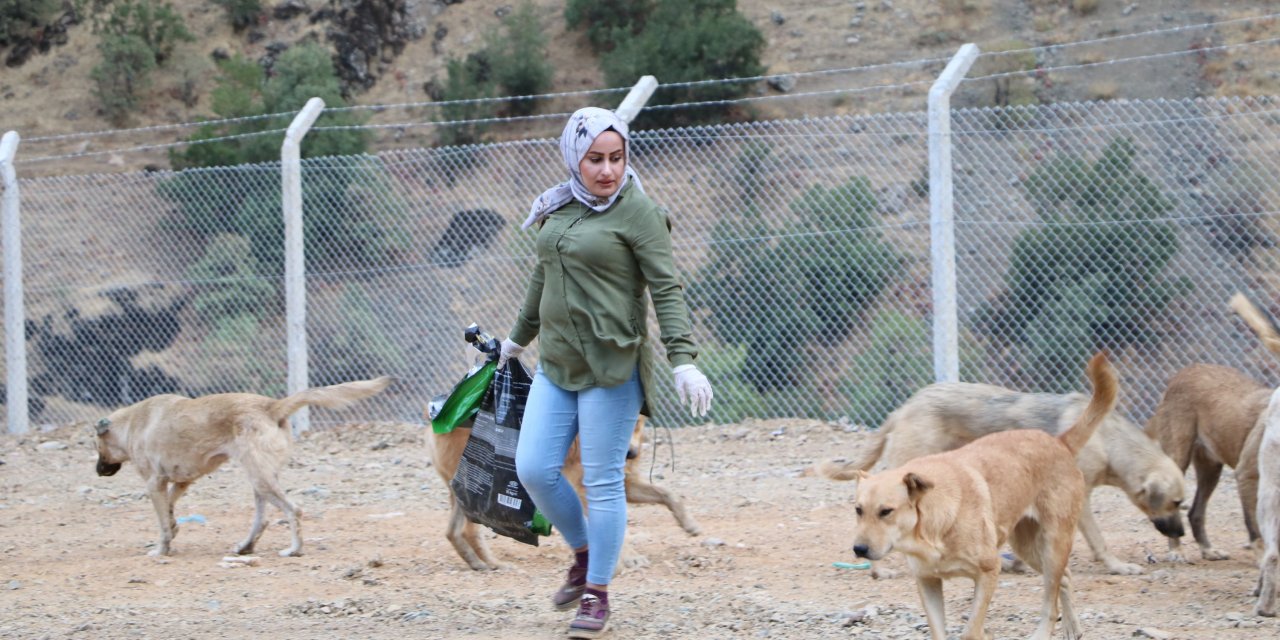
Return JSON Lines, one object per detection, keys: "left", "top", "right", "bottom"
{"left": 521, "top": 107, "right": 644, "bottom": 230}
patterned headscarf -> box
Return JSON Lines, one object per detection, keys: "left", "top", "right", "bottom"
{"left": 521, "top": 107, "right": 644, "bottom": 230}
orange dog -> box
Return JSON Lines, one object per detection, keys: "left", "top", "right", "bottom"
{"left": 431, "top": 414, "right": 701, "bottom": 570}
{"left": 848, "top": 353, "right": 1117, "bottom": 640}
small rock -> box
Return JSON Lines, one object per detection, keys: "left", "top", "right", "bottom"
{"left": 37, "top": 441, "right": 67, "bottom": 451}
{"left": 6, "top": 580, "right": 20, "bottom": 590}
{"left": 770, "top": 10, "right": 785, "bottom": 25}
{"left": 701, "top": 537, "right": 726, "bottom": 547}
{"left": 1133, "top": 628, "right": 1172, "bottom": 639}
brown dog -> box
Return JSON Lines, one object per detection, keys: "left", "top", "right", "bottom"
{"left": 1146, "top": 363, "right": 1266, "bottom": 561}
{"left": 849, "top": 352, "right": 1117, "bottom": 640}
{"left": 94, "top": 377, "right": 392, "bottom": 557}
{"left": 431, "top": 414, "right": 701, "bottom": 570}
{"left": 816, "top": 378, "right": 1183, "bottom": 576}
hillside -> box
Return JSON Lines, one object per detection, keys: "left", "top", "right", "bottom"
{"left": 1, "top": 0, "right": 1277, "bottom": 177}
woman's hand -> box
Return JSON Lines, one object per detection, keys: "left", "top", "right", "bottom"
{"left": 673, "top": 364, "right": 713, "bottom": 418}
{"left": 499, "top": 338, "right": 525, "bottom": 369}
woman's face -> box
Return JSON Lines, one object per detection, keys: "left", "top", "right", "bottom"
{"left": 578, "top": 130, "right": 626, "bottom": 199}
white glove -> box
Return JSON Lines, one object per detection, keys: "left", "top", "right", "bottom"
{"left": 673, "top": 364, "right": 713, "bottom": 418}
{"left": 498, "top": 338, "right": 525, "bottom": 369}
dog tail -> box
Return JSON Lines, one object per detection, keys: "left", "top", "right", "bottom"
{"left": 268, "top": 376, "right": 393, "bottom": 424}
{"left": 1057, "top": 352, "right": 1118, "bottom": 456}
{"left": 1230, "top": 292, "right": 1280, "bottom": 359}
{"left": 810, "top": 432, "right": 886, "bottom": 480}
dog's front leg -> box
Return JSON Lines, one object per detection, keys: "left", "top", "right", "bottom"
{"left": 622, "top": 474, "right": 702, "bottom": 536}
{"left": 1256, "top": 549, "right": 1278, "bottom": 616}
{"left": 959, "top": 570, "right": 996, "bottom": 640}
{"left": 915, "top": 576, "right": 947, "bottom": 640}
{"left": 146, "top": 477, "right": 175, "bottom": 556}
{"left": 1077, "top": 494, "right": 1143, "bottom": 574}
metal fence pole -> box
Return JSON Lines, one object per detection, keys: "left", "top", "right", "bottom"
{"left": 616, "top": 76, "right": 658, "bottom": 123}
{"left": 282, "top": 97, "right": 325, "bottom": 433}
{"left": 928, "top": 43, "right": 979, "bottom": 384}
{"left": 1, "top": 131, "right": 27, "bottom": 434}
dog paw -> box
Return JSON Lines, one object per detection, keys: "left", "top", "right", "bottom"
{"left": 1164, "top": 551, "right": 1188, "bottom": 563}
{"left": 1106, "top": 561, "right": 1145, "bottom": 576}
{"left": 278, "top": 548, "right": 303, "bottom": 558}
{"left": 1202, "top": 548, "right": 1230, "bottom": 561}
{"left": 147, "top": 547, "right": 170, "bottom": 557}
{"left": 870, "top": 567, "right": 898, "bottom": 580}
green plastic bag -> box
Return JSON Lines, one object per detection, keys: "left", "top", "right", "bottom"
{"left": 430, "top": 361, "right": 496, "bottom": 434}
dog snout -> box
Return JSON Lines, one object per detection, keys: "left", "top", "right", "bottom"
{"left": 852, "top": 543, "right": 871, "bottom": 559}
{"left": 1152, "top": 514, "right": 1185, "bottom": 538}
{"left": 96, "top": 459, "right": 122, "bottom": 477}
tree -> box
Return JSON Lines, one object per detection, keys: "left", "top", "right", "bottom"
{"left": 980, "top": 137, "right": 1188, "bottom": 391}
{"left": 0, "top": 0, "right": 58, "bottom": 45}
{"left": 600, "top": 0, "right": 764, "bottom": 127}
{"left": 486, "top": 2, "right": 554, "bottom": 116}
{"left": 564, "top": 0, "right": 651, "bottom": 52}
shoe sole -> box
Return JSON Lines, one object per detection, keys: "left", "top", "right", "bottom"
{"left": 553, "top": 594, "right": 582, "bottom": 612}
{"left": 566, "top": 623, "right": 608, "bottom": 639}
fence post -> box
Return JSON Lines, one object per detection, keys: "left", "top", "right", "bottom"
{"left": 928, "top": 43, "right": 979, "bottom": 384}
{"left": 282, "top": 97, "right": 325, "bottom": 433}
{"left": 616, "top": 75, "right": 658, "bottom": 123}
{"left": 1, "top": 131, "right": 27, "bottom": 434}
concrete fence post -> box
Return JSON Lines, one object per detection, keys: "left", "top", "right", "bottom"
{"left": 928, "top": 43, "right": 979, "bottom": 384}
{"left": 1, "top": 131, "right": 27, "bottom": 434}
{"left": 282, "top": 97, "right": 325, "bottom": 433}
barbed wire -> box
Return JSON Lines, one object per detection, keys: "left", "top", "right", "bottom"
{"left": 976, "top": 10, "right": 1280, "bottom": 60}
{"left": 963, "top": 34, "right": 1280, "bottom": 86}
{"left": 17, "top": 128, "right": 290, "bottom": 165}
{"left": 22, "top": 112, "right": 299, "bottom": 145}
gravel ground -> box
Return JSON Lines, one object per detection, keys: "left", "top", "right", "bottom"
{"left": 0, "top": 417, "right": 1275, "bottom": 639}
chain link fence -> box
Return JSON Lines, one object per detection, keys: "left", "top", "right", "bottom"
{"left": 5, "top": 95, "right": 1280, "bottom": 430}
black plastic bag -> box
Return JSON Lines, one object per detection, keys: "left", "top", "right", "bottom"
{"left": 449, "top": 358, "right": 551, "bottom": 545}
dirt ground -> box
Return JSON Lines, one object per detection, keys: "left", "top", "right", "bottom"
{"left": 0, "top": 417, "right": 1275, "bottom": 640}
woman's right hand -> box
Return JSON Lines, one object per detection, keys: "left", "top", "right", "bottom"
{"left": 498, "top": 338, "right": 525, "bottom": 369}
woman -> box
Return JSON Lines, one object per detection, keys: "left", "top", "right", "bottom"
{"left": 502, "top": 106, "right": 713, "bottom": 639}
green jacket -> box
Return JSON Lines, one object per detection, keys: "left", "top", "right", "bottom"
{"left": 510, "top": 181, "right": 698, "bottom": 411}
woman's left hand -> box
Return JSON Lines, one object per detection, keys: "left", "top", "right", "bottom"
{"left": 673, "top": 364, "right": 713, "bottom": 418}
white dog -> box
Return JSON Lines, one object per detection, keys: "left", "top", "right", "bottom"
{"left": 1255, "top": 387, "right": 1280, "bottom": 616}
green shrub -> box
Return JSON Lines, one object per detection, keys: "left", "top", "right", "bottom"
{"left": 311, "top": 286, "right": 406, "bottom": 386}
{"left": 979, "top": 137, "right": 1189, "bottom": 392}
{"left": 836, "top": 311, "right": 955, "bottom": 429}
{"left": 212, "top": 0, "right": 261, "bottom": 31}
{"left": 185, "top": 234, "right": 277, "bottom": 324}
{"left": 91, "top": 34, "right": 156, "bottom": 124}
{"left": 85, "top": 0, "right": 193, "bottom": 65}
{"left": 600, "top": 0, "right": 764, "bottom": 127}
{"left": 160, "top": 43, "right": 405, "bottom": 275}
{"left": 564, "top": 0, "right": 651, "bottom": 52}
{"left": 486, "top": 1, "right": 554, "bottom": 116}
{"left": 436, "top": 52, "right": 497, "bottom": 147}
{"left": 171, "top": 44, "right": 368, "bottom": 169}
{"left": 693, "top": 171, "right": 903, "bottom": 393}
{"left": 0, "top": 0, "right": 58, "bottom": 45}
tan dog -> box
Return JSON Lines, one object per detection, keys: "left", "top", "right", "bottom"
{"left": 1254, "top": 387, "right": 1280, "bottom": 616}
{"left": 816, "top": 376, "right": 1183, "bottom": 576}
{"left": 431, "top": 414, "right": 701, "bottom": 570}
{"left": 849, "top": 352, "right": 1117, "bottom": 640}
{"left": 94, "top": 377, "right": 392, "bottom": 557}
{"left": 1145, "top": 363, "right": 1266, "bottom": 561}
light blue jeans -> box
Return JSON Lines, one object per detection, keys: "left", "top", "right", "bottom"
{"left": 515, "top": 366, "right": 642, "bottom": 586}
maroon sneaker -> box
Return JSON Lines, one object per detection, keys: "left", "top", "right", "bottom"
{"left": 566, "top": 593, "right": 610, "bottom": 639}
{"left": 552, "top": 563, "right": 587, "bottom": 611}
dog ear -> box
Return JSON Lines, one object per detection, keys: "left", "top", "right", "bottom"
{"left": 95, "top": 418, "right": 111, "bottom": 436}
{"left": 903, "top": 472, "right": 933, "bottom": 499}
